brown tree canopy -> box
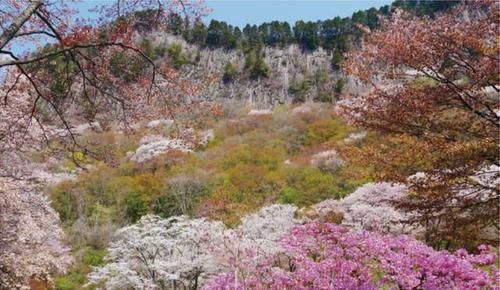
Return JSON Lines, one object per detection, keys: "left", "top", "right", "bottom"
{"left": 340, "top": 2, "right": 499, "bottom": 248}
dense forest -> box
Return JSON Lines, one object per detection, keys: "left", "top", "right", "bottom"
{"left": 0, "top": 0, "right": 497, "bottom": 290}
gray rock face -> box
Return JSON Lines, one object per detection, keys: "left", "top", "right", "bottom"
{"left": 147, "top": 32, "right": 350, "bottom": 105}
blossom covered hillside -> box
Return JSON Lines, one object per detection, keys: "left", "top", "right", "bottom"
{"left": 208, "top": 222, "right": 499, "bottom": 290}
{"left": 0, "top": 0, "right": 498, "bottom": 289}
{"left": 87, "top": 205, "right": 499, "bottom": 289}
{"left": 87, "top": 205, "right": 300, "bottom": 289}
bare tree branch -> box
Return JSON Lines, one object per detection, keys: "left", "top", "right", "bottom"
{"left": 0, "top": 1, "right": 43, "bottom": 50}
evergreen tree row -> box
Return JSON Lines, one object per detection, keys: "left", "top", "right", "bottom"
{"left": 160, "top": 0, "right": 458, "bottom": 53}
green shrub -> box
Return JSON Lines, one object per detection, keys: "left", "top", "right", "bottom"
{"left": 411, "top": 76, "right": 438, "bottom": 89}
{"left": 318, "top": 91, "right": 334, "bottom": 103}
{"left": 245, "top": 50, "right": 269, "bottom": 79}
{"left": 109, "top": 51, "right": 145, "bottom": 82}
{"left": 280, "top": 187, "right": 300, "bottom": 204}
{"left": 124, "top": 192, "right": 149, "bottom": 222}
{"left": 153, "top": 46, "right": 166, "bottom": 59}
{"left": 51, "top": 181, "right": 79, "bottom": 222}
{"left": 285, "top": 167, "right": 352, "bottom": 206}
{"left": 82, "top": 248, "right": 107, "bottom": 267}
{"left": 331, "top": 49, "right": 343, "bottom": 70}
{"left": 54, "top": 247, "right": 106, "bottom": 290}
{"left": 289, "top": 78, "right": 310, "bottom": 103}
{"left": 55, "top": 275, "right": 82, "bottom": 290}
{"left": 167, "top": 43, "right": 191, "bottom": 69}
{"left": 223, "top": 62, "right": 238, "bottom": 83}
{"left": 335, "top": 78, "right": 345, "bottom": 94}
{"left": 306, "top": 118, "right": 352, "bottom": 145}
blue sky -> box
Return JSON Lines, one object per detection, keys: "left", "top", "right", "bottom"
{"left": 71, "top": 1, "right": 392, "bottom": 28}
{"left": 10, "top": 0, "right": 392, "bottom": 54}
{"left": 204, "top": 0, "right": 392, "bottom": 27}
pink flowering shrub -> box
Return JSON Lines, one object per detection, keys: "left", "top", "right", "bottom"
{"left": 205, "top": 222, "right": 499, "bottom": 290}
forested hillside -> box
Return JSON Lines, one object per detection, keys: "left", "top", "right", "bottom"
{"left": 96, "top": 0, "right": 460, "bottom": 104}
{"left": 0, "top": 0, "right": 497, "bottom": 289}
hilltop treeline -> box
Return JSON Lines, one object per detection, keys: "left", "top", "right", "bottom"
{"left": 138, "top": 0, "right": 459, "bottom": 54}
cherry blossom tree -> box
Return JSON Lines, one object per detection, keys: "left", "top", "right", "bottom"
{"left": 309, "top": 182, "right": 419, "bottom": 235}
{"left": 0, "top": 178, "right": 73, "bottom": 289}
{"left": 87, "top": 204, "right": 300, "bottom": 289}
{"left": 0, "top": 0, "right": 209, "bottom": 154}
{"left": 87, "top": 215, "right": 226, "bottom": 289}
{"left": 0, "top": 2, "right": 209, "bottom": 288}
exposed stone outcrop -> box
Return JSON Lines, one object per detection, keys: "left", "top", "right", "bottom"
{"left": 148, "top": 32, "right": 350, "bottom": 105}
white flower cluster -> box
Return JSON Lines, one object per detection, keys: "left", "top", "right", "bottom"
{"left": 87, "top": 204, "right": 300, "bottom": 289}
{"left": 310, "top": 182, "right": 418, "bottom": 235}
{"left": 0, "top": 178, "right": 73, "bottom": 288}
{"left": 128, "top": 136, "right": 193, "bottom": 163}
{"left": 310, "top": 149, "right": 345, "bottom": 172}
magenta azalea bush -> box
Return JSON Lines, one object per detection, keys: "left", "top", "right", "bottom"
{"left": 204, "top": 222, "right": 499, "bottom": 290}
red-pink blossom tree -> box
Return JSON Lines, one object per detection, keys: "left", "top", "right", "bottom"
{"left": 0, "top": 0, "right": 209, "bottom": 154}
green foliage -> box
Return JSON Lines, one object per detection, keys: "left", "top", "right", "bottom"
{"left": 245, "top": 50, "right": 270, "bottom": 79}
{"left": 306, "top": 118, "right": 352, "bottom": 145}
{"left": 153, "top": 176, "right": 209, "bottom": 218}
{"left": 55, "top": 248, "right": 106, "bottom": 290}
{"left": 51, "top": 181, "right": 78, "bottom": 222}
{"left": 335, "top": 78, "right": 345, "bottom": 94}
{"left": 284, "top": 167, "right": 355, "bottom": 206}
{"left": 331, "top": 49, "right": 343, "bottom": 70}
{"left": 188, "top": 21, "right": 208, "bottom": 46}
{"left": 51, "top": 106, "right": 371, "bottom": 286}
{"left": 124, "top": 192, "right": 149, "bottom": 223}
{"left": 51, "top": 163, "right": 169, "bottom": 225}
{"left": 289, "top": 78, "right": 310, "bottom": 103}
{"left": 166, "top": 13, "right": 184, "bottom": 35}
{"left": 393, "top": 0, "right": 459, "bottom": 17}
{"left": 315, "top": 67, "right": 329, "bottom": 85}
{"left": 153, "top": 46, "right": 166, "bottom": 59}
{"left": 167, "top": 43, "right": 191, "bottom": 69}
{"left": 294, "top": 20, "right": 321, "bottom": 50}
{"left": 109, "top": 51, "right": 145, "bottom": 82}
{"left": 411, "top": 76, "right": 438, "bottom": 89}
{"left": 55, "top": 273, "right": 86, "bottom": 290}
{"left": 223, "top": 62, "right": 238, "bottom": 83}
{"left": 318, "top": 92, "right": 334, "bottom": 103}
{"left": 280, "top": 187, "right": 300, "bottom": 204}
{"left": 139, "top": 39, "right": 155, "bottom": 59}
{"left": 82, "top": 248, "right": 106, "bottom": 267}
{"left": 207, "top": 20, "right": 239, "bottom": 49}
{"left": 314, "top": 67, "right": 334, "bottom": 103}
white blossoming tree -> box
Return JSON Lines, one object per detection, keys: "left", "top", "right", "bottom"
{"left": 87, "top": 204, "right": 300, "bottom": 289}
{"left": 309, "top": 182, "right": 418, "bottom": 235}
{"left": 0, "top": 178, "right": 73, "bottom": 289}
